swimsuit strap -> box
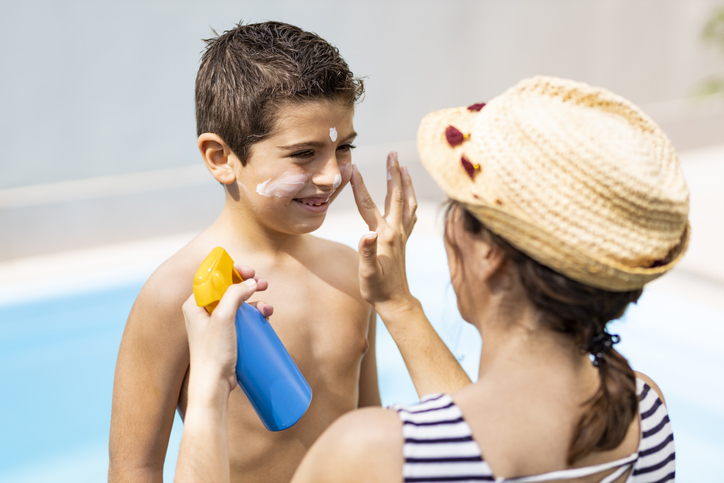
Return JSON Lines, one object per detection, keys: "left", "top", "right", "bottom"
{"left": 598, "top": 461, "right": 634, "bottom": 483}
{"left": 495, "top": 452, "right": 639, "bottom": 483}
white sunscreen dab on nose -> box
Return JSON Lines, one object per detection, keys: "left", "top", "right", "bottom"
{"left": 256, "top": 171, "right": 309, "bottom": 197}
{"left": 332, "top": 174, "right": 342, "bottom": 189}
{"left": 329, "top": 127, "right": 338, "bottom": 142}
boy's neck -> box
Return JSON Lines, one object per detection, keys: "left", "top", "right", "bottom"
{"left": 210, "top": 202, "right": 309, "bottom": 257}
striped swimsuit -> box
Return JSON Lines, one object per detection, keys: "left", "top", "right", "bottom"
{"left": 394, "top": 378, "right": 675, "bottom": 482}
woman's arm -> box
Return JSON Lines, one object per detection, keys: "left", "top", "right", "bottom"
{"left": 175, "top": 376, "right": 231, "bottom": 483}
{"left": 350, "top": 153, "right": 471, "bottom": 397}
{"left": 175, "top": 272, "right": 270, "bottom": 483}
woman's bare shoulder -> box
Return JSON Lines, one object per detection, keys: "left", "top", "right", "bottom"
{"left": 292, "top": 407, "right": 403, "bottom": 483}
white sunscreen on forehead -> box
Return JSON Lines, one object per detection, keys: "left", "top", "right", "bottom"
{"left": 329, "top": 127, "right": 338, "bottom": 142}
{"left": 256, "top": 171, "right": 310, "bottom": 197}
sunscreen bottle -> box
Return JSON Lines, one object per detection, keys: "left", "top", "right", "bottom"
{"left": 192, "top": 247, "right": 312, "bottom": 431}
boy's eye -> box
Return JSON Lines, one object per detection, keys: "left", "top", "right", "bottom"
{"left": 291, "top": 150, "right": 315, "bottom": 159}
{"left": 337, "top": 144, "right": 356, "bottom": 153}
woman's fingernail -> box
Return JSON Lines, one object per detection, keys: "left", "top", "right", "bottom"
{"left": 401, "top": 166, "right": 408, "bottom": 176}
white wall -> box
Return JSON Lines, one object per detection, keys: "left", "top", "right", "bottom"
{"left": 1, "top": 0, "right": 723, "bottom": 189}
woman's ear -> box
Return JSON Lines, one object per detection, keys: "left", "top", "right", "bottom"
{"left": 198, "top": 133, "right": 238, "bottom": 184}
{"left": 477, "top": 240, "right": 512, "bottom": 291}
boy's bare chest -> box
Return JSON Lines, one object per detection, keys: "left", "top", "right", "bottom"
{"left": 244, "top": 262, "right": 370, "bottom": 373}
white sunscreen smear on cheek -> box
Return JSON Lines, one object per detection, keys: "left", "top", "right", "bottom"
{"left": 339, "top": 163, "right": 352, "bottom": 181}
{"left": 329, "top": 127, "right": 338, "bottom": 142}
{"left": 332, "top": 174, "right": 342, "bottom": 189}
{"left": 256, "top": 171, "right": 310, "bottom": 197}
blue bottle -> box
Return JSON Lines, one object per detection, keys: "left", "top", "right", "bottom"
{"left": 233, "top": 302, "right": 312, "bottom": 431}
{"left": 193, "top": 247, "right": 312, "bottom": 431}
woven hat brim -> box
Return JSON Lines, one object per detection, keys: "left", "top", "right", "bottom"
{"left": 417, "top": 106, "right": 690, "bottom": 292}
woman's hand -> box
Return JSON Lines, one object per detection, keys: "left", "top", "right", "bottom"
{"left": 350, "top": 152, "right": 418, "bottom": 316}
{"left": 177, "top": 269, "right": 272, "bottom": 483}
{"left": 181, "top": 266, "right": 272, "bottom": 394}
{"left": 351, "top": 152, "right": 471, "bottom": 398}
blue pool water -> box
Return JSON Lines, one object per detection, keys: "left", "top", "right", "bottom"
{"left": 0, "top": 234, "right": 722, "bottom": 482}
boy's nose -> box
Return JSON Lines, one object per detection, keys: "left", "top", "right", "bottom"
{"left": 312, "top": 156, "right": 343, "bottom": 191}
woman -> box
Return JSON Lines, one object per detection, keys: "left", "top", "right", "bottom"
{"left": 179, "top": 76, "right": 686, "bottom": 482}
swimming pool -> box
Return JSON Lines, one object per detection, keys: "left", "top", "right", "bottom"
{"left": 0, "top": 217, "right": 722, "bottom": 482}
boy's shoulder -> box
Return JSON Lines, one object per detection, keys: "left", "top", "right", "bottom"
{"left": 134, "top": 238, "right": 212, "bottom": 315}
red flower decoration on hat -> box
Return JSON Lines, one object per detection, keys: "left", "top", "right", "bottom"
{"left": 445, "top": 125, "right": 470, "bottom": 147}
{"left": 467, "top": 102, "right": 486, "bottom": 111}
{"left": 461, "top": 155, "right": 480, "bottom": 180}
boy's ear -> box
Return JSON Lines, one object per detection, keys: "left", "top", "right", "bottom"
{"left": 198, "top": 133, "right": 238, "bottom": 184}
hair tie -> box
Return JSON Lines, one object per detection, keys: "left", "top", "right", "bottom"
{"left": 588, "top": 331, "right": 620, "bottom": 367}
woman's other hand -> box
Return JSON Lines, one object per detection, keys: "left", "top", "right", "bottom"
{"left": 181, "top": 266, "right": 272, "bottom": 393}
{"left": 350, "top": 152, "right": 418, "bottom": 316}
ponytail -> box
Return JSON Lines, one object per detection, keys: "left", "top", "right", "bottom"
{"left": 568, "top": 348, "right": 638, "bottom": 464}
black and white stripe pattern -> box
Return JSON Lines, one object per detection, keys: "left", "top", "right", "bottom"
{"left": 393, "top": 379, "right": 676, "bottom": 483}
{"left": 395, "top": 393, "right": 493, "bottom": 482}
{"left": 630, "top": 379, "right": 676, "bottom": 482}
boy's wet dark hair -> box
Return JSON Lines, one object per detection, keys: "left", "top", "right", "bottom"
{"left": 195, "top": 21, "right": 364, "bottom": 164}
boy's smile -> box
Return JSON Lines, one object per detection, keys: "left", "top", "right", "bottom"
{"left": 293, "top": 194, "right": 332, "bottom": 213}
{"left": 234, "top": 98, "right": 356, "bottom": 235}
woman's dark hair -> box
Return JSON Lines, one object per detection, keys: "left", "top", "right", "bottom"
{"left": 195, "top": 21, "right": 364, "bottom": 164}
{"left": 444, "top": 201, "right": 642, "bottom": 464}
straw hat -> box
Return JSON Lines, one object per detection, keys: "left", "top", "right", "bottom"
{"left": 417, "top": 76, "right": 690, "bottom": 291}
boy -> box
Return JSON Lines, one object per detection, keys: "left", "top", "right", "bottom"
{"left": 109, "top": 22, "right": 379, "bottom": 483}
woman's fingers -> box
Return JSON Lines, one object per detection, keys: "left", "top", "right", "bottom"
{"left": 247, "top": 300, "right": 274, "bottom": 318}
{"left": 234, "top": 265, "right": 269, "bottom": 291}
{"left": 385, "top": 152, "right": 405, "bottom": 227}
{"left": 357, "top": 231, "right": 380, "bottom": 278}
{"left": 383, "top": 152, "right": 399, "bottom": 217}
{"left": 236, "top": 265, "right": 256, "bottom": 281}
{"left": 182, "top": 293, "right": 208, "bottom": 321}
{"left": 400, "top": 166, "right": 418, "bottom": 236}
{"left": 351, "top": 164, "right": 382, "bottom": 231}
{"left": 212, "top": 279, "right": 258, "bottom": 321}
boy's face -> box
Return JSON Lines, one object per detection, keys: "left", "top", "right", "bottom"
{"left": 234, "top": 98, "right": 356, "bottom": 235}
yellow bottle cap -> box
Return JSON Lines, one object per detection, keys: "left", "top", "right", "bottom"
{"left": 193, "top": 247, "right": 243, "bottom": 314}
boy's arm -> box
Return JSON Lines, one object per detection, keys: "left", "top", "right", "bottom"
{"left": 358, "top": 308, "right": 381, "bottom": 407}
{"left": 109, "top": 273, "right": 190, "bottom": 483}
